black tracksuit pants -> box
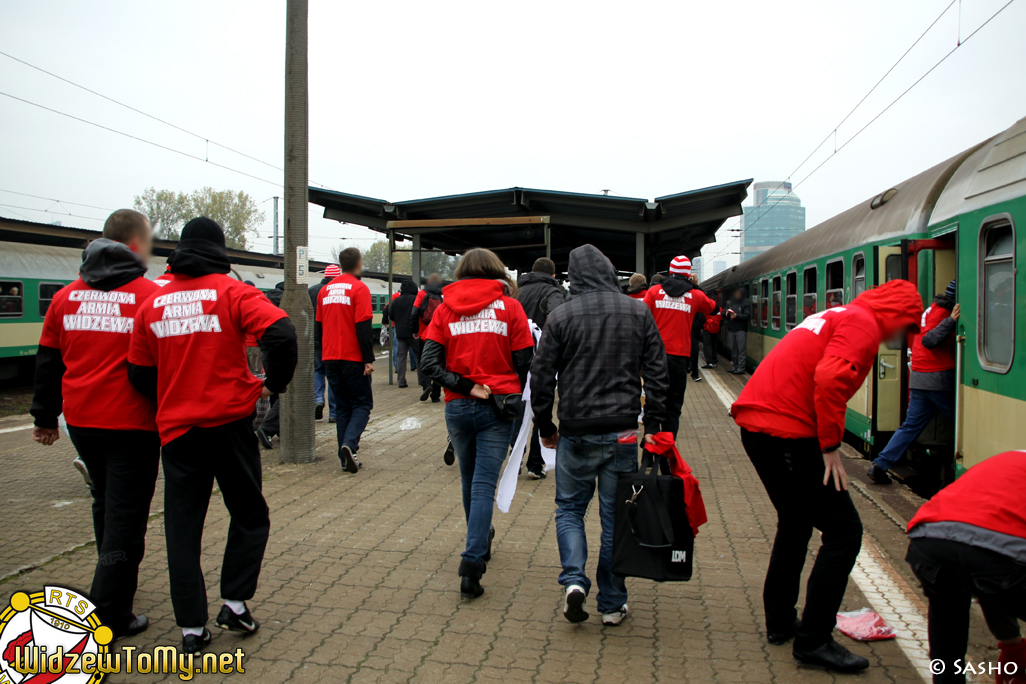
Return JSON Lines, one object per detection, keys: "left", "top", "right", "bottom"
{"left": 66, "top": 426, "right": 160, "bottom": 634}
{"left": 702, "top": 330, "right": 718, "bottom": 366}
{"left": 689, "top": 328, "right": 702, "bottom": 378}
{"left": 740, "top": 429, "right": 864, "bottom": 650}
{"left": 664, "top": 354, "right": 690, "bottom": 439}
{"left": 906, "top": 537, "right": 1026, "bottom": 684}
{"left": 161, "top": 416, "right": 270, "bottom": 627}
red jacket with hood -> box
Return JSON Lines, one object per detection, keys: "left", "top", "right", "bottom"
{"left": 422, "top": 279, "right": 534, "bottom": 402}
{"left": 732, "top": 280, "right": 922, "bottom": 451}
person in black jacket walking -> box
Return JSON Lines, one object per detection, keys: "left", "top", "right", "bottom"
{"left": 412, "top": 274, "right": 445, "bottom": 401}
{"left": 256, "top": 282, "right": 287, "bottom": 447}
{"left": 723, "top": 287, "right": 751, "bottom": 374}
{"left": 515, "top": 258, "right": 568, "bottom": 478}
{"left": 309, "top": 265, "right": 340, "bottom": 421}
{"left": 383, "top": 280, "right": 420, "bottom": 388}
{"left": 531, "top": 244, "right": 669, "bottom": 627}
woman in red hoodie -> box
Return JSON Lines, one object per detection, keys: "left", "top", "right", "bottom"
{"left": 731, "top": 279, "right": 923, "bottom": 673}
{"left": 420, "top": 249, "right": 535, "bottom": 599}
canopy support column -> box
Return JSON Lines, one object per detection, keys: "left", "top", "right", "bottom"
{"left": 411, "top": 235, "right": 423, "bottom": 285}
{"left": 635, "top": 232, "right": 645, "bottom": 274}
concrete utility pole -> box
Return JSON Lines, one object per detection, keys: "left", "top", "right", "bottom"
{"left": 280, "top": 0, "right": 315, "bottom": 463}
{"left": 272, "top": 196, "right": 280, "bottom": 255}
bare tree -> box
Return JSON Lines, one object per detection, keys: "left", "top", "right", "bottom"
{"left": 280, "top": 0, "right": 314, "bottom": 463}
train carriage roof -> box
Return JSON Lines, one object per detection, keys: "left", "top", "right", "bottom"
{"left": 703, "top": 137, "right": 991, "bottom": 291}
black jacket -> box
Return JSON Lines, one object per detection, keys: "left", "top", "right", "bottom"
{"left": 530, "top": 244, "right": 669, "bottom": 438}
{"left": 516, "top": 272, "right": 567, "bottom": 328}
{"left": 31, "top": 239, "right": 150, "bottom": 429}
{"left": 723, "top": 296, "right": 751, "bottom": 332}
{"left": 309, "top": 277, "right": 331, "bottom": 348}
{"left": 384, "top": 280, "right": 419, "bottom": 340}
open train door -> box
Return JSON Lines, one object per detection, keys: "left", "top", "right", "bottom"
{"left": 873, "top": 245, "right": 905, "bottom": 435}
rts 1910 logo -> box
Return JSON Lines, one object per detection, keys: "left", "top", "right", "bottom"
{"left": 0, "top": 586, "right": 112, "bottom": 684}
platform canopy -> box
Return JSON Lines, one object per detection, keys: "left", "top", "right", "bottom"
{"left": 309, "top": 181, "right": 751, "bottom": 276}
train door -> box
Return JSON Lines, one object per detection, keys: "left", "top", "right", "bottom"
{"left": 874, "top": 245, "right": 905, "bottom": 434}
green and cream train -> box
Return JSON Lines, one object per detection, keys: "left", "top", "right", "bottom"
{"left": 702, "top": 115, "right": 1025, "bottom": 481}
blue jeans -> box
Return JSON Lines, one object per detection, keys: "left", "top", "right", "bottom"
{"left": 391, "top": 328, "right": 417, "bottom": 370}
{"left": 873, "top": 389, "right": 956, "bottom": 471}
{"left": 325, "top": 361, "right": 373, "bottom": 454}
{"left": 555, "top": 432, "right": 638, "bottom": 614}
{"left": 313, "top": 347, "right": 336, "bottom": 419}
{"left": 445, "top": 399, "right": 513, "bottom": 563}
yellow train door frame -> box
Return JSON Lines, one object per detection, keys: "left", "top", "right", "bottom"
{"left": 874, "top": 245, "right": 905, "bottom": 433}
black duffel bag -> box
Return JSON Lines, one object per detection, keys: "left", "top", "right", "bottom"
{"left": 612, "top": 450, "right": 694, "bottom": 582}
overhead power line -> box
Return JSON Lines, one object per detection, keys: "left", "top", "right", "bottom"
{"left": 0, "top": 188, "right": 113, "bottom": 212}
{"left": 0, "top": 202, "right": 105, "bottom": 223}
{"left": 0, "top": 90, "right": 283, "bottom": 188}
{"left": 704, "top": 0, "right": 1017, "bottom": 263}
{"left": 0, "top": 50, "right": 334, "bottom": 189}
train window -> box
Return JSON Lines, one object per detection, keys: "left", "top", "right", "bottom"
{"left": 0, "top": 280, "right": 24, "bottom": 318}
{"left": 825, "top": 260, "right": 844, "bottom": 307}
{"left": 978, "top": 218, "right": 1015, "bottom": 373}
{"left": 885, "top": 254, "right": 902, "bottom": 282}
{"left": 38, "top": 282, "right": 63, "bottom": 317}
{"left": 852, "top": 255, "right": 866, "bottom": 298}
{"left": 750, "top": 282, "right": 758, "bottom": 328}
{"left": 771, "top": 276, "right": 782, "bottom": 330}
{"left": 785, "top": 272, "right": 797, "bottom": 330}
{"left": 760, "top": 278, "right": 769, "bottom": 327}
{"left": 802, "top": 267, "right": 817, "bottom": 317}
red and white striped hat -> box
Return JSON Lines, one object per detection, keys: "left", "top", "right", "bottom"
{"left": 669, "top": 255, "right": 692, "bottom": 276}
{"left": 324, "top": 264, "right": 341, "bottom": 277}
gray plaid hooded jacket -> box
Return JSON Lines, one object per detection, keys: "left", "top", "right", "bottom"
{"left": 530, "top": 244, "right": 669, "bottom": 438}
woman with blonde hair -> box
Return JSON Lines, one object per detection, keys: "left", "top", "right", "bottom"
{"left": 421, "top": 248, "right": 534, "bottom": 598}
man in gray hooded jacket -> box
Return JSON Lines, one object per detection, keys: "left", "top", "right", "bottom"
{"left": 531, "top": 244, "right": 669, "bottom": 627}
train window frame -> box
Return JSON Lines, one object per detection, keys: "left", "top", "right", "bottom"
{"left": 825, "top": 258, "right": 845, "bottom": 308}
{"left": 38, "top": 282, "right": 64, "bottom": 317}
{"left": 885, "top": 253, "right": 902, "bottom": 282}
{"left": 785, "top": 271, "right": 798, "bottom": 330}
{"left": 802, "top": 265, "right": 818, "bottom": 318}
{"left": 760, "top": 277, "right": 770, "bottom": 328}
{"left": 977, "top": 214, "right": 1016, "bottom": 374}
{"left": 750, "top": 281, "right": 759, "bottom": 329}
{"left": 771, "top": 275, "right": 782, "bottom": 330}
{"left": 0, "top": 279, "right": 25, "bottom": 319}
{"left": 851, "top": 253, "right": 866, "bottom": 300}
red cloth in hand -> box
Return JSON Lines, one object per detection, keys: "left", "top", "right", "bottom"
{"left": 646, "top": 432, "right": 708, "bottom": 536}
{"left": 998, "top": 640, "right": 1026, "bottom": 684}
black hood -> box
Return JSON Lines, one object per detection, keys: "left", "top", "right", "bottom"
{"left": 399, "top": 279, "right": 419, "bottom": 296}
{"left": 518, "top": 271, "right": 560, "bottom": 290}
{"left": 660, "top": 274, "right": 695, "bottom": 298}
{"left": 169, "top": 217, "right": 231, "bottom": 277}
{"left": 79, "top": 238, "right": 147, "bottom": 291}
{"left": 425, "top": 281, "right": 444, "bottom": 296}
{"left": 567, "top": 244, "right": 619, "bottom": 296}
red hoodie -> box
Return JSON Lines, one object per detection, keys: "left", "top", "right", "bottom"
{"left": 423, "top": 279, "right": 534, "bottom": 402}
{"left": 908, "top": 451, "right": 1026, "bottom": 540}
{"left": 732, "top": 280, "right": 922, "bottom": 451}
{"left": 911, "top": 304, "right": 956, "bottom": 373}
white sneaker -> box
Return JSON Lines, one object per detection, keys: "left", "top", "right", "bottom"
{"left": 73, "top": 457, "right": 92, "bottom": 487}
{"left": 563, "top": 585, "right": 588, "bottom": 623}
{"left": 602, "top": 604, "right": 629, "bottom": 626}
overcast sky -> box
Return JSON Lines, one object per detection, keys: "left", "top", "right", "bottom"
{"left": 2, "top": 0, "right": 1024, "bottom": 271}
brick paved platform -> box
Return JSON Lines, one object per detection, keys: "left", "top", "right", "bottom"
{"left": 0, "top": 355, "right": 1000, "bottom": 683}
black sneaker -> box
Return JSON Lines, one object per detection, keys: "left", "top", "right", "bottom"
{"left": 115, "top": 614, "right": 149, "bottom": 640}
{"left": 256, "top": 428, "right": 273, "bottom": 449}
{"left": 315, "top": 403, "right": 324, "bottom": 420}
{"left": 793, "top": 639, "right": 869, "bottom": 673}
{"left": 526, "top": 470, "right": 546, "bottom": 480}
{"left": 329, "top": 417, "right": 336, "bottom": 423}
{"left": 419, "top": 387, "right": 432, "bottom": 401}
{"left": 563, "top": 585, "right": 589, "bottom": 624}
{"left": 701, "top": 364, "right": 714, "bottom": 369}
{"left": 867, "top": 464, "right": 892, "bottom": 485}
{"left": 182, "top": 628, "right": 212, "bottom": 654}
{"left": 767, "top": 619, "right": 799, "bottom": 645}
{"left": 216, "top": 604, "right": 260, "bottom": 634}
{"left": 431, "top": 397, "right": 441, "bottom": 403}
{"left": 340, "top": 445, "right": 359, "bottom": 474}
{"left": 692, "top": 376, "right": 703, "bottom": 382}
{"left": 443, "top": 440, "right": 455, "bottom": 466}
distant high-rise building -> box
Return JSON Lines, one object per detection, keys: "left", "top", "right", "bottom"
{"left": 692, "top": 257, "right": 703, "bottom": 281}
{"left": 740, "top": 181, "right": 805, "bottom": 262}
{"left": 713, "top": 260, "right": 727, "bottom": 277}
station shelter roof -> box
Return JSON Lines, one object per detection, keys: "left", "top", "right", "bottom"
{"left": 309, "top": 182, "right": 752, "bottom": 275}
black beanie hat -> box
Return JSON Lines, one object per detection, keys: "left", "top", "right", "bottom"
{"left": 181, "top": 217, "right": 226, "bottom": 249}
